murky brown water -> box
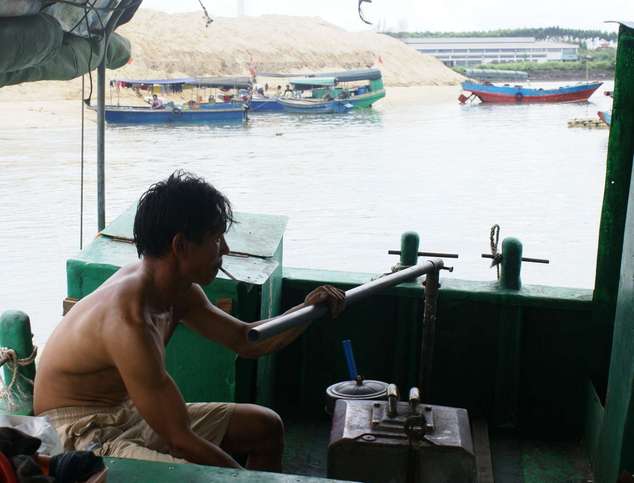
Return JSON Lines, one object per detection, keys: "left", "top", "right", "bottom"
{"left": 0, "top": 81, "right": 614, "bottom": 344}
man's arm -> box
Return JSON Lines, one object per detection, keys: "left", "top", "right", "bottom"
{"left": 104, "top": 314, "right": 241, "bottom": 468}
{"left": 178, "top": 284, "right": 345, "bottom": 359}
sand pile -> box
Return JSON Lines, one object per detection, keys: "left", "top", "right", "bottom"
{"left": 0, "top": 9, "right": 463, "bottom": 101}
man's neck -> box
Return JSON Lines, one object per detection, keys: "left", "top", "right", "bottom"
{"left": 139, "top": 257, "right": 190, "bottom": 313}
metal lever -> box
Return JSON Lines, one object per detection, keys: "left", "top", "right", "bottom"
{"left": 481, "top": 254, "right": 549, "bottom": 264}
{"left": 387, "top": 383, "right": 399, "bottom": 418}
{"left": 408, "top": 387, "right": 420, "bottom": 414}
{"left": 389, "top": 250, "right": 459, "bottom": 259}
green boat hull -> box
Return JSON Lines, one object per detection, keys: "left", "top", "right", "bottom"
{"left": 347, "top": 88, "right": 386, "bottom": 108}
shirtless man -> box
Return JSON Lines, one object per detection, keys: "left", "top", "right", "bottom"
{"left": 33, "top": 171, "right": 345, "bottom": 471}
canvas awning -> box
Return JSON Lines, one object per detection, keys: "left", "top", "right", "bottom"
{"left": 290, "top": 77, "right": 336, "bottom": 90}
{"left": 315, "top": 68, "right": 383, "bottom": 82}
{"left": 0, "top": 0, "right": 139, "bottom": 88}
{"left": 111, "top": 76, "right": 252, "bottom": 90}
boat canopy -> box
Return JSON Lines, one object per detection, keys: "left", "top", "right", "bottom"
{"left": 196, "top": 76, "right": 252, "bottom": 89}
{"left": 111, "top": 76, "right": 253, "bottom": 90}
{"left": 259, "top": 68, "right": 383, "bottom": 83}
{"left": 0, "top": 0, "right": 138, "bottom": 89}
{"left": 289, "top": 69, "right": 382, "bottom": 90}
{"left": 290, "top": 77, "right": 336, "bottom": 90}
{"left": 311, "top": 68, "right": 382, "bottom": 83}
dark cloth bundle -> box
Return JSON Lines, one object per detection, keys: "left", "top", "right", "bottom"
{"left": 0, "top": 427, "right": 104, "bottom": 483}
{"left": 50, "top": 451, "right": 104, "bottom": 482}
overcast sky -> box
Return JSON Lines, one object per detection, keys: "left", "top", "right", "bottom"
{"left": 142, "top": 0, "right": 631, "bottom": 33}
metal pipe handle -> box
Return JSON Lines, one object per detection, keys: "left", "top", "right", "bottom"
{"left": 409, "top": 387, "right": 420, "bottom": 413}
{"left": 387, "top": 383, "right": 399, "bottom": 418}
{"left": 247, "top": 259, "right": 444, "bottom": 342}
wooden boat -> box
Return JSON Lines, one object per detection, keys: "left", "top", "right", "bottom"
{"left": 459, "top": 80, "right": 603, "bottom": 104}
{"left": 104, "top": 103, "right": 247, "bottom": 124}
{"left": 106, "top": 77, "right": 250, "bottom": 124}
{"left": 2, "top": 3, "right": 634, "bottom": 482}
{"left": 249, "top": 96, "right": 284, "bottom": 112}
{"left": 278, "top": 98, "right": 353, "bottom": 114}
{"left": 287, "top": 68, "right": 386, "bottom": 108}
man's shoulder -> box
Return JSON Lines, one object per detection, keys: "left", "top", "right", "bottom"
{"left": 95, "top": 269, "right": 151, "bottom": 329}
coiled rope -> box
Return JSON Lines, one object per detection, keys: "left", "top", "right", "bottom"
{"left": 0, "top": 346, "right": 37, "bottom": 410}
{"left": 489, "top": 224, "right": 502, "bottom": 279}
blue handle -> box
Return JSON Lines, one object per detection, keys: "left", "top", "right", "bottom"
{"left": 342, "top": 339, "right": 358, "bottom": 380}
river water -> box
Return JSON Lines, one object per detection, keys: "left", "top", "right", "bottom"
{"left": 0, "top": 82, "right": 614, "bottom": 344}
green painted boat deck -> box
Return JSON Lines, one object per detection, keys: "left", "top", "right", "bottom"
{"left": 490, "top": 431, "right": 592, "bottom": 483}
{"left": 104, "top": 456, "right": 350, "bottom": 482}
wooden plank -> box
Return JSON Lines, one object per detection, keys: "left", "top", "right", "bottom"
{"left": 472, "top": 418, "right": 495, "bottom": 483}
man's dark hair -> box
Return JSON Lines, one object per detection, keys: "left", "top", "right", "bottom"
{"left": 133, "top": 170, "right": 234, "bottom": 258}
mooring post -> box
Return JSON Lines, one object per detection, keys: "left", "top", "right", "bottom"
{"left": 0, "top": 310, "right": 36, "bottom": 415}
{"left": 494, "top": 237, "right": 523, "bottom": 426}
{"left": 393, "top": 232, "right": 421, "bottom": 389}
{"left": 399, "top": 231, "right": 420, "bottom": 267}
{"left": 499, "top": 237, "right": 523, "bottom": 290}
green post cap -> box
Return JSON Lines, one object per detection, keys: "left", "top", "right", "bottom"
{"left": 500, "top": 237, "right": 523, "bottom": 290}
{"left": 400, "top": 232, "right": 420, "bottom": 267}
{"left": 0, "top": 310, "right": 36, "bottom": 415}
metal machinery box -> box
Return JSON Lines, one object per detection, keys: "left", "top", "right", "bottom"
{"left": 65, "top": 204, "right": 287, "bottom": 406}
{"left": 328, "top": 399, "right": 476, "bottom": 483}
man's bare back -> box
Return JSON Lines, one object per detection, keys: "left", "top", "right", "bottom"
{"left": 34, "top": 262, "right": 173, "bottom": 413}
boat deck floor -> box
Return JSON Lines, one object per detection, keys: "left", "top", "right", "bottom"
{"left": 283, "top": 417, "right": 594, "bottom": 483}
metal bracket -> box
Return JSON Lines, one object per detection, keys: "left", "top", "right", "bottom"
{"left": 481, "top": 254, "right": 549, "bottom": 264}
{"left": 389, "top": 250, "right": 459, "bottom": 259}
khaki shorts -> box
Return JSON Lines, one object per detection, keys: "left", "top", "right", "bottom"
{"left": 40, "top": 401, "right": 235, "bottom": 464}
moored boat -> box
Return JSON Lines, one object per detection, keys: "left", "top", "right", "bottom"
{"left": 106, "top": 77, "right": 250, "bottom": 124}
{"left": 287, "top": 68, "right": 386, "bottom": 108}
{"left": 249, "top": 96, "right": 284, "bottom": 112}
{"left": 278, "top": 98, "right": 353, "bottom": 114}
{"left": 459, "top": 80, "right": 603, "bottom": 104}
{"left": 104, "top": 103, "right": 247, "bottom": 124}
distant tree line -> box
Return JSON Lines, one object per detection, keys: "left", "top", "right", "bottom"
{"left": 386, "top": 27, "right": 617, "bottom": 42}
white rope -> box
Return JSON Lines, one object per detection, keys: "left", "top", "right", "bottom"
{"left": 0, "top": 346, "right": 37, "bottom": 411}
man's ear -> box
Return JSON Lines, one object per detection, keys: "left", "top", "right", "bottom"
{"left": 171, "top": 233, "right": 187, "bottom": 257}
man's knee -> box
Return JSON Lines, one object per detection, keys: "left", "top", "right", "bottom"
{"left": 248, "top": 405, "right": 284, "bottom": 444}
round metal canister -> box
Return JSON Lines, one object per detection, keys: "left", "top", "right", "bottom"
{"left": 325, "top": 378, "right": 389, "bottom": 415}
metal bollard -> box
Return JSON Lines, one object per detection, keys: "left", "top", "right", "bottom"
{"left": 499, "top": 237, "right": 523, "bottom": 290}
{"left": 399, "top": 231, "right": 420, "bottom": 267}
{"left": 0, "top": 310, "right": 36, "bottom": 415}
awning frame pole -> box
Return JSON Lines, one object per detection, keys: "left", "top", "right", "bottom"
{"left": 97, "top": 59, "right": 106, "bottom": 231}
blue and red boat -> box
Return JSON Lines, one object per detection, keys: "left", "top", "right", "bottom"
{"left": 459, "top": 80, "right": 603, "bottom": 104}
